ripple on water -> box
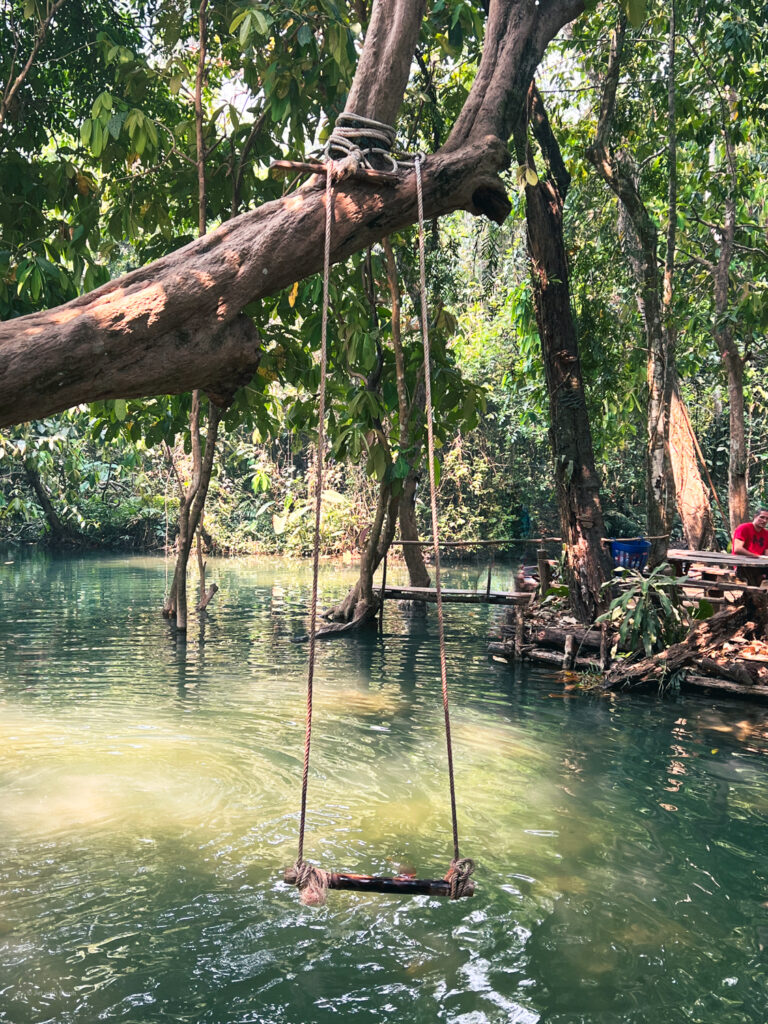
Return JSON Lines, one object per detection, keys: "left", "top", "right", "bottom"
{"left": 2, "top": 553, "right": 768, "bottom": 1023}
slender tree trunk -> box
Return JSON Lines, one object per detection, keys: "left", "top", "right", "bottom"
{"left": 522, "top": 86, "right": 611, "bottom": 623}
{"left": 587, "top": 16, "right": 674, "bottom": 568}
{"left": 399, "top": 470, "right": 430, "bottom": 587}
{"left": 661, "top": 6, "right": 713, "bottom": 551}
{"left": 383, "top": 236, "right": 430, "bottom": 589}
{"left": 713, "top": 185, "right": 747, "bottom": 531}
{"left": 323, "top": 480, "right": 398, "bottom": 627}
{"left": 163, "top": 0, "right": 221, "bottom": 631}
{"left": 23, "top": 458, "right": 75, "bottom": 541}
{"left": 163, "top": 395, "right": 222, "bottom": 629}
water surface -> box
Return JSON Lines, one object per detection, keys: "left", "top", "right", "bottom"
{"left": 1, "top": 552, "right": 767, "bottom": 1023}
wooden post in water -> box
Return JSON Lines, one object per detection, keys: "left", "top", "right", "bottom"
{"left": 563, "top": 633, "right": 576, "bottom": 670}
{"left": 379, "top": 552, "right": 388, "bottom": 632}
{"left": 537, "top": 549, "right": 552, "bottom": 599}
{"left": 600, "top": 623, "right": 611, "bottom": 670}
{"left": 515, "top": 605, "right": 525, "bottom": 657}
{"left": 486, "top": 551, "right": 495, "bottom": 597}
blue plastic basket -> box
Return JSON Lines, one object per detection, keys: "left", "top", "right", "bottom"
{"left": 609, "top": 538, "right": 651, "bottom": 570}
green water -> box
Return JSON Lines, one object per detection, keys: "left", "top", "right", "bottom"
{"left": 1, "top": 552, "right": 767, "bottom": 1024}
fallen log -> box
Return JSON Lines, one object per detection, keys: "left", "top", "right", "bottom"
{"left": 522, "top": 625, "right": 603, "bottom": 650}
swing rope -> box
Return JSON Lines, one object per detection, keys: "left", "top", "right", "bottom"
{"left": 414, "top": 155, "right": 474, "bottom": 895}
{"left": 293, "top": 165, "right": 333, "bottom": 896}
{"left": 287, "top": 147, "right": 473, "bottom": 906}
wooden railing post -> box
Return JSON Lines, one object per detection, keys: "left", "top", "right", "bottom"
{"left": 379, "top": 552, "right": 388, "bottom": 632}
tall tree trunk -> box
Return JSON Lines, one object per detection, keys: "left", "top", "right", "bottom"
{"left": 520, "top": 86, "right": 611, "bottom": 624}
{"left": 399, "top": 470, "right": 430, "bottom": 587}
{"left": 661, "top": 4, "right": 713, "bottom": 551}
{"left": 163, "top": 394, "right": 221, "bottom": 629}
{"left": 713, "top": 176, "right": 747, "bottom": 532}
{"left": 163, "top": 0, "right": 221, "bottom": 631}
{"left": 383, "top": 237, "right": 430, "bottom": 589}
{"left": 323, "top": 480, "right": 398, "bottom": 628}
{"left": 587, "top": 16, "right": 674, "bottom": 568}
{"left": 685, "top": 35, "right": 748, "bottom": 532}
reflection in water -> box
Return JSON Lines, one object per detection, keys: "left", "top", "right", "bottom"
{"left": 1, "top": 551, "right": 768, "bottom": 1023}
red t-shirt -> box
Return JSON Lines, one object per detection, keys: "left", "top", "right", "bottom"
{"left": 733, "top": 522, "right": 768, "bottom": 556}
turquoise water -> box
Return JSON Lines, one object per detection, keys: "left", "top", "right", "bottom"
{"left": 1, "top": 551, "right": 767, "bottom": 1024}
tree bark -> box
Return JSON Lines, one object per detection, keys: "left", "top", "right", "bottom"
{"left": 321, "top": 481, "right": 398, "bottom": 631}
{"left": 383, "top": 236, "right": 430, "bottom": 589}
{"left": 587, "top": 16, "right": 674, "bottom": 568}
{"left": 399, "top": 469, "right": 430, "bottom": 588}
{"left": 669, "top": 381, "right": 715, "bottom": 549}
{"left": 163, "top": 395, "right": 221, "bottom": 629}
{"left": 0, "top": 0, "right": 585, "bottom": 429}
{"left": 23, "top": 458, "right": 76, "bottom": 542}
{"left": 521, "top": 85, "right": 611, "bottom": 623}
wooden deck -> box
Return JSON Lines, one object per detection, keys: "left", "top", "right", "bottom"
{"left": 382, "top": 585, "right": 532, "bottom": 606}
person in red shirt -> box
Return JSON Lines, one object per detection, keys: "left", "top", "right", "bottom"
{"left": 733, "top": 509, "right": 768, "bottom": 584}
{"left": 733, "top": 509, "right": 768, "bottom": 558}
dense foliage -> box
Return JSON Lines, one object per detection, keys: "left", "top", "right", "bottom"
{"left": 1, "top": 0, "right": 766, "bottom": 558}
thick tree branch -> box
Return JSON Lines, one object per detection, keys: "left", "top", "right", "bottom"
{"left": 445, "top": 0, "right": 585, "bottom": 151}
{"left": 0, "top": 0, "right": 587, "bottom": 428}
{"left": 529, "top": 83, "right": 570, "bottom": 200}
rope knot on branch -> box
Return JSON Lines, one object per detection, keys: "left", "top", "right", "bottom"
{"left": 285, "top": 861, "right": 332, "bottom": 906}
{"left": 326, "top": 112, "right": 398, "bottom": 172}
{"left": 444, "top": 857, "right": 476, "bottom": 900}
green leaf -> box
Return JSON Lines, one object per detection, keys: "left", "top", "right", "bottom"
{"left": 625, "top": 0, "right": 646, "bottom": 28}
{"left": 229, "top": 10, "right": 248, "bottom": 34}
{"left": 297, "top": 24, "right": 313, "bottom": 46}
{"left": 239, "top": 12, "right": 252, "bottom": 47}
{"left": 114, "top": 399, "right": 127, "bottom": 422}
{"left": 369, "top": 443, "right": 387, "bottom": 481}
{"left": 252, "top": 9, "right": 270, "bottom": 34}
{"left": 107, "top": 113, "right": 122, "bottom": 140}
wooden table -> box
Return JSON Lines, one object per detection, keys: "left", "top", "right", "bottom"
{"left": 667, "top": 548, "right": 768, "bottom": 588}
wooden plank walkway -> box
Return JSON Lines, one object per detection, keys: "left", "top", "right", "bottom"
{"left": 382, "top": 585, "right": 531, "bottom": 606}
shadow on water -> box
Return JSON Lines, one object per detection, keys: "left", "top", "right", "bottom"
{"left": 1, "top": 549, "right": 768, "bottom": 1023}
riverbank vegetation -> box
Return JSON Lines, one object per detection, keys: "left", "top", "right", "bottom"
{"left": 1, "top": 0, "right": 767, "bottom": 644}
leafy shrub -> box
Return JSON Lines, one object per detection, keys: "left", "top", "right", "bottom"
{"left": 596, "top": 563, "right": 691, "bottom": 658}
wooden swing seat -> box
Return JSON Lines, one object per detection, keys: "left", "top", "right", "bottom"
{"left": 284, "top": 867, "right": 474, "bottom": 898}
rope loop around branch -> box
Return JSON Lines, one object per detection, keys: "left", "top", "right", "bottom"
{"left": 325, "top": 111, "right": 417, "bottom": 174}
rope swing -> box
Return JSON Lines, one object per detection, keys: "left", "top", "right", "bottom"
{"left": 283, "top": 132, "right": 474, "bottom": 906}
